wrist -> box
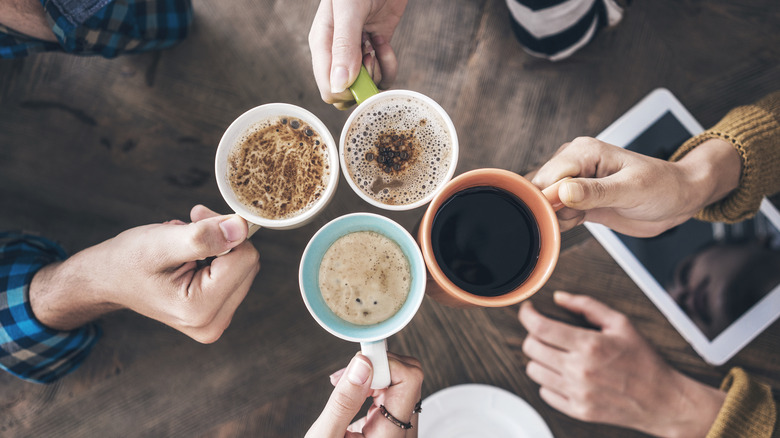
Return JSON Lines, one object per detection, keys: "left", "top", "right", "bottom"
{"left": 30, "top": 249, "right": 120, "bottom": 331}
{"left": 654, "top": 371, "right": 726, "bottom": 438}
{"left": 674, "top": 138, "right": 741, "bottom": 215}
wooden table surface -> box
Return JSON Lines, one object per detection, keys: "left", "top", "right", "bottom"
{"left": 1, "top": 0, "right": 779, "bottom": 436}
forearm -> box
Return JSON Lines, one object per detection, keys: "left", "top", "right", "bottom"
{"left": 0, "top": 232, "right": 101, "bottom": 383}
{"left": 30, "top": 247, "right": 121, "bottom": 331}
{"left": 652, "top": 371, "right": 726, "bottom": 438}
{"left": 0, "top": 0, "right": 56, "bottom": 41}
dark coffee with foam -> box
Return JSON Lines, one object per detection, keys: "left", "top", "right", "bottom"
{"left": 228, "top": 116, "right": 330, "bottom": 220}
{"left": 344, "top": 95, "right": 454, "bottom": 206}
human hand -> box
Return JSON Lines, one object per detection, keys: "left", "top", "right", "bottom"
{"left": 518, "top": 291, "right": 725, "bottom": 437}
{"left": 531, "top": 137, "right": 741, "bottom": 237}
{"left": 309, "top": 0, "right": 408, "bottom": 109}
{"left": 307, "top": 352, "right": 423, "bottom": 438}
{"left": 30, "top": 205, "right": 261, "bottom": 343}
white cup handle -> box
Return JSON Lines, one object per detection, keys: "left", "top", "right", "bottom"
{"left": 360, "top": 339, "right": 390, "bottom": 389}
{"left": 247, "top": 222, "right": 261, "bottom": 238}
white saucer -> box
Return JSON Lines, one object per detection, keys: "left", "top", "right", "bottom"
{"left": 418, "top": 384, "right": 554, "bottom": 438}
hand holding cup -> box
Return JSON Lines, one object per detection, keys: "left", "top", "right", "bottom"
{"left": 31, "top": 205, "right": 260, "bottom": 343}
{"left": 531, "top": 136, "right": 741, "bottom": 237}
{"left": 306, "top": 352, "right": 424, "bottom": 437}
{"left": 308, "top": 0, "right": 409, "bottom": 108}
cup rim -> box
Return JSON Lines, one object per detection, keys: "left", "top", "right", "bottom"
{"left": 215, "top": 103, "right": 339, "bottom": 230}
{"left": 418, "top": 168, "right": 560, "bottom": 307}
{"left": 339, "top": 89, "right": 459, "bottom": 211}
{"left": 299, "top": 212, "right": 426, "bottom": 343}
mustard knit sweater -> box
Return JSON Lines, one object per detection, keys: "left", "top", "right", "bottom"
{"left": 671, "top": 91, "right": 780, "bottom": 438}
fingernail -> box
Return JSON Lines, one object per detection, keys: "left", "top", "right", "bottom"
{"left": 329, "top": 368, "right": 346, "bottom": 381}
{"left": 219, "top": 216, "right": 245, "bottom": 242}
{"left": 329, "top": 370, "right": 343, "bottom": 386}
{"left": 553, "top": 290, "right": 571, "bottom": 302}
{"left": 346, "top": 356, "right": 371, "bottom": 385}
{"left": 363, "top": 55, "right": 376, "bottom": 78}
{"left": 561, "top": 182, "right": 584, "bottom": 204}
{"left": 330, "top": 66, "right": 349, "bottom": 93}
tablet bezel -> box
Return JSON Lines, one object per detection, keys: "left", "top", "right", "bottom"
{"left": 587, "top": 88, "right": 780, "bottom": 365}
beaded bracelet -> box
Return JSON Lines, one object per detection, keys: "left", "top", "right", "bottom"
{"left": 379, "top": 405, "right": 413, "bottom": 430}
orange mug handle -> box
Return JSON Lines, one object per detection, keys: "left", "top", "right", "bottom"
{"left": 541, "top": 177, "right": 572, "bottom": 212}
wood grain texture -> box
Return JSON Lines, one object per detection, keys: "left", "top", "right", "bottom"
{"left": 1, "top": 0, "right": 779, "bottom": 436}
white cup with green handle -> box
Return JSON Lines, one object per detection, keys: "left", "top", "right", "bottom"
{"left": 340, "top": 67, "right": 459, "bottom": 211}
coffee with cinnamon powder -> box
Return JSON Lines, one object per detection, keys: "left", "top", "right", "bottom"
{"left": 228, "top": 116, "right": 330, "bottom": 220}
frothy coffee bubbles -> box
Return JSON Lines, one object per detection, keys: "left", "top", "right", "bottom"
{"left": 228, "top": 116, "right": 330, "bottom": 220}
{"left": 345, "top": 96, "right": 453, "bottom": 206}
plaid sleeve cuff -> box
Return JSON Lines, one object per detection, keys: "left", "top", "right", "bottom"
{"left": 1, "top": 0, "right": 193, "bottom": 59}
{"left": 0, "top": 233, "right": 100, "bottom": 384}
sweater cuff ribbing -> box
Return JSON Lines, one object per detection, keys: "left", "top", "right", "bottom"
{"left": 670, "top": 92, "right": 780, "bottom": 223}
{"left": 705, "top": 368, "right": 776, "bottom": 438}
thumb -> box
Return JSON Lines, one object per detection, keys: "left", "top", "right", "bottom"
{"left": 558, "top": 177, "right": 623, "bottom": 211}
{"left": 330, "top": 0, "right": 371, "bottom": 93}
{"left": 553, "top": 291, "right": 624, "bottom": 330}
{"left": 156, "top": 214, "right": 248, "bottom": 265}
{"left": 309, "top": 354, "right": 373, "bottom": 437}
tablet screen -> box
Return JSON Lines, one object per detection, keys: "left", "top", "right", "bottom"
{"left": 614, "top": 112, "right": 780, "bottom": 340}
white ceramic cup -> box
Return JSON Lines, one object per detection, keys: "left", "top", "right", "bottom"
{"left": 339, "top": 89, "right": 459, "bottom": 211}
{"left": 215, "top": 103, "right": 339, "bottom": 232}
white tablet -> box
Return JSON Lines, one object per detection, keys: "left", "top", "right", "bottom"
{"left": 587, "top": 88, "right": 780, "bottom": 365}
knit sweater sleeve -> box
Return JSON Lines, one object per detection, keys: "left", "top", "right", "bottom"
{"left": 706, "top": 368, "right": 778, "bottom": 438}
{"left": 670, "top": 91, "right": 780, "bottom": 223}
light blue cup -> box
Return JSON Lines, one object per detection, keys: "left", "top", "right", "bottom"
{"left": 299, "top": 213, "right": 426, "bottom": 389}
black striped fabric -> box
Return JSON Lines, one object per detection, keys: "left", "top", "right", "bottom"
{"left": 506, "top": 0, "right": 623, "bottom": 61}
{"left": 517, "top": 0, "right": 572, "bottom": 11}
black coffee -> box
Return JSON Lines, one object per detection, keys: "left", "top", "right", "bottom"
{"left": 431, "top": 187, "right": 540, "bottom": 297}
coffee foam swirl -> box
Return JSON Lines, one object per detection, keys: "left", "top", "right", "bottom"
{"left": 345, "top": 96, "right": 453, "bottom": 205}
{"left": 228, "top": 116, "right": 330, "bottom": 220}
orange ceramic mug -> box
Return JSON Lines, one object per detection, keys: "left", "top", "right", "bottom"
{"left": 417, "top": 168, "right": 565, "bottom": 307}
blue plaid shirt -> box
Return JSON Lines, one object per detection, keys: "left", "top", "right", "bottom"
{"left": 0, "top": 0, "right": 193, "bottom": 59}
{"left": 0, "top": 233, "right": 100, "bottom": 383}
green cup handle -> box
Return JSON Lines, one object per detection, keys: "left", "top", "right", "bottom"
{"left": 349, "top": 65, "right": 380, "bottom": 105}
